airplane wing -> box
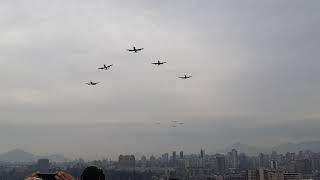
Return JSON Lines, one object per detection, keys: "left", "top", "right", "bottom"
{"left": 127, "top": 49, "right": 135, "bottom": 51}
{"left": 136, "top": 48, "right": 144, "bottom": 51}
{"left": 152, "top": 63, "right": 158, "bottom": 65}
{"left": 98, "top": 67, "right": 104, "bottom": 70}
{"left": 179, "top": 77, "right": 185, "bottom": 79}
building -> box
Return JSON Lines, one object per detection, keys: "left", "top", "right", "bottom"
{"left": 259, "top": 153, "right": 270, "bottom": 168}
{"left": 180, "top": 151, "right": 184, "bottom": 159}
{"left": 172, "top": 151, "right": 177, "bottom": 161}
{"left": 270, "top": 160, "right": 278, "bottom": 170}
{"left": 247, "top": 169, "right": 259, "bottom": 180}
{"left": 118, "top": 155, "right": 135, "bottom": 168}
{"left": 161, "top": 153, "right": 169, "bottom": 166}
{"left": 216, "top": 155, "right": 226, "bottom": 174}
{"left": 200, "top": 149, "right": 205, "bottom": 159}
{"left": 230, "top": 149, "right": 239, "bottom": 169}
{"left": 283, "top": 173, "right": 301, "bottom": 180}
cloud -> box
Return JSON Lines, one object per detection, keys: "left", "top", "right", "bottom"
{"left": 0, "top": 0, "right": 319, "bottom": 157}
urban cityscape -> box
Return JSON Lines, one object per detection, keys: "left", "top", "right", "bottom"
{"left": 1, "top": 0, "right": 320, "bottom": 179}
{"left": 1, "top": 147, "right": 320, "bottom": 180}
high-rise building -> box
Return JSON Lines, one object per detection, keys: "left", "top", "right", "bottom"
{"left": 259, "top": 153, "right": 270, "bottom": 168}
{"left": 270, "top": 160, "right": 278, "bottom": 170}
{"left": 228, "top": 149, "right": 239, "bottom": 169}
{"left": 216, "top": 155, "right": 226, "bottom": 174}
{"left": 149, "top": 155, "right": 157, "bottom": 167}
{"left": 140, "top": 155, "right": 147, "bottom": 167}
{"left": 162, "top": 153, "right": 169, "bottom": 166}
{"left": 294, "top": 159, "right": 312, "bottom": 174}
{"left": 172, "top": 151, "right": 177, "bottom": 161}
{"left": 285, "top": 152, "right": 295, "bottom": 162}
{"left": 180, "top": 151, "right": 184, "bottom": 159}
{"left": 239, "top": 153, "right": 249, "bottom": 170}
{"left": 200, "top": 149, "right": 205, "bottom": 158}
{"left": 118, "top": 155, "right": 135, "bottom": 168}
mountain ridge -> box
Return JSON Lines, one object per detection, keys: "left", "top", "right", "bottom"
{"left": 219, "top": 141, "right": 320, "bottom": 155}
{"left": 0, "top": 149, "right": 68, "bottom": 163}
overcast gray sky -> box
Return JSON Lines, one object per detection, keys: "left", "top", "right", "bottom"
{"left": 0, "top": 0, "right": 320, "bottom": 159}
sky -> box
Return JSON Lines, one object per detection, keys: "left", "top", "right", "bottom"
{"left": 0, "top": 0, "right": 320, "bottom": 159}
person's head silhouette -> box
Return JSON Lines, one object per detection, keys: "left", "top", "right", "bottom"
{"left": 81, "top": 166, "right": 105, "bottom": 180}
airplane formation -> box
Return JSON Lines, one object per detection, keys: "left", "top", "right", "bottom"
{"left": 86, "top": 45, "right": 192, "bottom": 86}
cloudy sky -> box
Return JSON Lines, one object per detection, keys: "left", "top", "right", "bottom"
{"left": 0, "top": 0, "right": 320, "bottom": 159}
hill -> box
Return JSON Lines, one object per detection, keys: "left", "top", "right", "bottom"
{"left": 0, "top": 149, "right": 68, "bottom": 163}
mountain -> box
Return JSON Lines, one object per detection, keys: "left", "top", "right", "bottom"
{"left": 0, "top": 149, "right": 36, "bottom": 162}
{"left": 42, "top": 154, "right": 68, "bottom": 162}
{"left": 0, "top": 149, "right": 69, "bottom": 163}
{"left": 272, "top": 141, "right": 320, "bottom": 153}
{"left": 218, "top": 141, "right": 320, "bottom": 156}
{"left": 217, "top": 142, "right": 265, "bottom": 156}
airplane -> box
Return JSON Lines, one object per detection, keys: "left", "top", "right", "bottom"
{"left": 98, "top": 64, "right": 113, "bottom": 70}
{"left": 127, "top": 46, "right": 144, "bottom": 53}
{"left": 85, "top": 81, "right": 100, "bottom": 86}
{"left": 152, "top": 60, "right": 167, "bottom": 66}
{"left": 172, "top": 120, "right": 178, "bottom": 123}
{"left": 179, "top": 75, "right": 192, "bottom": 79}
{"left": 155, "top": 122, "right": 161, "bottom": 125}
{"left": 171, "top": 125, "right": 177, "bottom": 127}
{"left": 178, "top": 122, "right": 184, "bottom": 125}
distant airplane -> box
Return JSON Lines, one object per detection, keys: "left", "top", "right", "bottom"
{"left": 85, "top": 81, "right": 100, "bottom": 86}
{"left": 171, "top": 125, "right": 177, "bottom": 127}
{"left": 98, "top": 64, "right": 113, "bottom": 70}
{"left": 155, "top": 122, "right": 161, "bottom": 125}
{"left": 178, "top": 122, "right": 184, "bottom": 125}
{"left": 179, "top": 75, "right": 192, "bottom": 79}
{"left": 127, "top": 46, "right": 144, "bottom": 53}
{"left": 172, "top": 120, "right": 178, "bottom": 123}
{"left": 152, "top": 60, "right": 167, "bottom": 66}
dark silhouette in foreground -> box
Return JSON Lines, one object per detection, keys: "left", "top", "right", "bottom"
{"left": 81, "top": 166, "right": 105, "bottom": 180}
{"left": 26, "top": 166, "right": 105, "bottom": 180}
{"left": 25, "top": 171, "right": 74, "bottom": 180}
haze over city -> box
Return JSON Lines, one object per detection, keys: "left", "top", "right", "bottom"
{"left": 0, "top": 0, "right": 320, "bottom": 159}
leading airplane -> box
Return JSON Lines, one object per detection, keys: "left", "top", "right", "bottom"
{"left": 127, "top": 46, "right": 144, "bottom": 53}
{"left": 179, "top": 75, "right": 192, "bottom": 79}
{"left": 152, "top": 60, "right": 167, "bottom": 66}
{"left": 98, "top": 64, "right": 113, "bottom": 70}
{"left": 85, "top": 81, "right": 100, "bottom": 86}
